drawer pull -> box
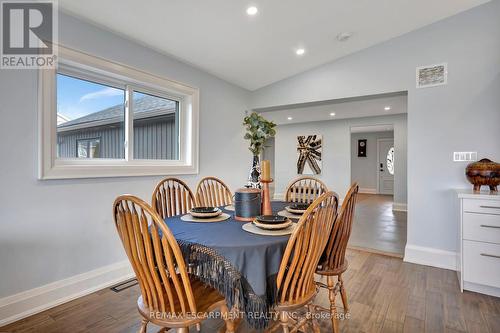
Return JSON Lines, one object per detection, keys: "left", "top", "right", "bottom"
{"left": 480, "top": 224, "right": 500, "bottom": 229}
{"left": 480, "top": 253, "right": 500, "bottom": 259}
{"left": 480, "top": 205, "right": 500, "bottom": 209}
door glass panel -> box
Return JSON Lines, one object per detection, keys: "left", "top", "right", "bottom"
{"left": 387, "top": 147, "right": 395, "bottom": 175}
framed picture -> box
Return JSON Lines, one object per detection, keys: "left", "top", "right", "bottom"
{"left": 297, "top": 135, "right": 322, "bottom": 174}
{"left": 358, "top": 139, "right": 367, "bottom": 157}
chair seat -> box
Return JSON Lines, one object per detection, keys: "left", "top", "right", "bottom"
{"left": 316, "top": 260, "right": 348, "bottom": 276}
{"left": 138, "top": 276, "right": 225, "bottom": 327}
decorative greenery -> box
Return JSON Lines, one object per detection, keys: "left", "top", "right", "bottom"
{"left": 243, "top": 112, "right": 276, "bottom": 156}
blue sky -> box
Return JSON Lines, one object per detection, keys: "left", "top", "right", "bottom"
{"left": 57, "top": 74, "right": 124, "bottom": 120}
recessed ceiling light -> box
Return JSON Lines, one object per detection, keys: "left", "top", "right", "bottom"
{"left": 330, "top": 112, "right": 336, "bottom": 116}
{"left": 246, "top": 6, "right": 258, "bottom": 15}
{"left": 384, "top": 106, "right": 391, "bottom": 111}
{"left": 296, "top": 48, "right": 305, "bottom": 56}
{"left": 287, "top": 116, "right": 293, "bottom": 120}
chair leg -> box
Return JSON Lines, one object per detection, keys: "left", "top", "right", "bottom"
{"left": 327, "top": 276, "right": 339, "bottom": 333}
{"left": 338, "top": 274, "right": 349, "bottom": 314}
{"left": 139, "top": 318, "right": 149, "bottom": 333}
{"left": 220, "top": 303, "right": 235, "bottom": 333}
{"left": 176, "top": 328, "right": 189, "bottom": 333}
{"left": 308, "top": 304, "right": 320, "bottom": 333}
{"left": 279, "top": 311, "right": 290, "bottom": 333}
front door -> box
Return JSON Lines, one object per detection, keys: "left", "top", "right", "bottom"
{"left": 378, "top": 139, "right": 394, "bottom": 195}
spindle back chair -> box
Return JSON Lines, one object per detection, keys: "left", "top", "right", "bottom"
{"left": 316, "top": 183, "right": 359, "bottom": 332}
{"left": 284, "top": 176, "right": 328, "bottom": 204}
{"left": 274, "top": 191, "right": 339, "bottom": 332}
{"left": 113, "top": 195, "right": 233, "bottom": 332}
{"left": 196, "top": 176, "right": 233, "bottom": 207}
{"left": 152, "top": 177, "right": 196, "bottom": 219}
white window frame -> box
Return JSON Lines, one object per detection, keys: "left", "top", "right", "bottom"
{"left": 38, "top": 46, "right": 199, "bottom": 179}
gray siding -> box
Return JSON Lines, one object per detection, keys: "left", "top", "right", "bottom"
{"left": 57, "top": 115, "right": 178, "bottom": 159}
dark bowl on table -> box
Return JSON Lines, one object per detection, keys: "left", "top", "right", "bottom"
{"left": 191, "top": 207, "right": 219, "bottom": 214}
{"left": 189, "top": 207, "right": 222, "bottom": 218}
{"left": 289, "top": 203, "right": 310, "bottom": 211}
{"left": 255, "top": 215, "right": 289, "bottom": 225}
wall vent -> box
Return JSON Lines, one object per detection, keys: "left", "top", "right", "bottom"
{"left": 416, "top": 63, "right": 447, "bottom": 88}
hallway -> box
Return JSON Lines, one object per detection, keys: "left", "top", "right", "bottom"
{"left": 349, "top": 194, "right": 407, "bottom": 256}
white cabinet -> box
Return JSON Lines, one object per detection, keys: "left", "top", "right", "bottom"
{"left": 457, "top": 190, "right": 500, "bottom": 297}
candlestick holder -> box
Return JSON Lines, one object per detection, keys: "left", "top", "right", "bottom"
{"left": 260, "top": 178, "right": 273, "bottom": 216}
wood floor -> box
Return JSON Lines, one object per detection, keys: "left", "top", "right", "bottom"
{"left": 1, "top": 249, "right": 499, "bottom": 333}
{"left": 349, "top": 194, "right": 407, "bottom": 256}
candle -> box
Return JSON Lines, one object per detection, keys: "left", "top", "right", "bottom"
{"left": 261, "top": 160, "right": 271, "bottom": 181}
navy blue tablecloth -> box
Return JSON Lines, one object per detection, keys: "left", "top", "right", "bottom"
{"left": 164, "top": 201, "right": 290, "bottom": 328}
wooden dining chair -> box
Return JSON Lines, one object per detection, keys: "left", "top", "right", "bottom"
{"left": 113, "top": 195, "right": 234, "bottom": 333}
{"left": 152, "top": 177, "right": 196, "bottom": 219}
{"left": 273, "top": 191, "right": 339, "bottom": 333}
{"left": 196, "top": 176, "right": 233, "bottom": 207}
{"left": 315, "top": 183, "right": 359, "bottom": 332}
{"left": 284, "top": 176, "right": 328, "bottom": 204}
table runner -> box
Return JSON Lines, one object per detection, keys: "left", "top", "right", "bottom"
{"left": 164, "top": 201, "right": 290, "bottom": 329}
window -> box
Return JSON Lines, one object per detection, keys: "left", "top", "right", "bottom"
{"left": 387, "top": 147, "right": 395, "bottom": 175}
{"left": 76, "top": 138, "right": 101, "bottom": 158}
{"left": 57, "top": 73, "right": 125, "bottom": 159}
{"left": 39, "top": 46, "right": 199, "bottom": 179}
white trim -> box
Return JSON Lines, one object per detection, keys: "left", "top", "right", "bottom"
{"left": 404, "top": 244, "right": 457, "bottom": 270}
{"left": 392, "top": 202, "right": 407, "bottom": 211}
{"left": 463, "top": 281, "right": 500, "bottom": 298}
{"left": 39, "top": 45, "right": 199, "bottom": 179}
{"left": 359, "top": 187, "right": 377, "bottom": 194}
{"left": 0, "top": 261, "right": 134, "bottom": 327}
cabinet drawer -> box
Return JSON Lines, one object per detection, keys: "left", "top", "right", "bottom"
{"left": 463, "top": 213, "right": 500, "bottom": 244}
{"left": 463, "top": 199, "right": 500, "bottom": 215}
{"left": 463, "top": 240, "right": 500, "bottom": 288}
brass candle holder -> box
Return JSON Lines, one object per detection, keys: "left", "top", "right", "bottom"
{"left": 260, "top": 178, "right": 273, "bottom": 216}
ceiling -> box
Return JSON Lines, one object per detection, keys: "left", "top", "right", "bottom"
{"left": 257, "top": 92, "right": 407, "bottom": 125}
{"left": 59, "top": 0, "right": 489, "bottom": 90}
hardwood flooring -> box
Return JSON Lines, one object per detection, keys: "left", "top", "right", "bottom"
{"left": 1, "top": 249, "right": 499, "bottom": 332}
{"left": 349, "top": 194, "right": 407, "bottom": 256}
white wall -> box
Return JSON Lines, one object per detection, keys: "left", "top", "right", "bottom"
{"left": 351, "top": 131, "right": 394, "bottom": 193}
{"left": 0, "top": 12, "right": 251, "bottom": 301}
{"left": 252, "top": 0, "right": 500, "bottom": 267}
{"left": 273, "top": 114, "right": 407, "bottom": 205}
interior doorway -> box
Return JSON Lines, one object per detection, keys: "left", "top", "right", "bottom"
{"left": 350, "top": 124, "right": 406, "bottom": 257}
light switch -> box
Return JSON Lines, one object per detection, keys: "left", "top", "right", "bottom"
{"left": 453, "top": 152, "right": 477, "bottom": 162}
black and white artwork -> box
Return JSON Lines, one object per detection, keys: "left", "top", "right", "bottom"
{"left": 297, "top": 135, "right": 322, "bottom": 174}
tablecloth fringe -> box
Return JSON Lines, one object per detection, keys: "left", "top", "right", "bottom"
{"left": 178, "top": 240, "right": 278, "bottom": 329}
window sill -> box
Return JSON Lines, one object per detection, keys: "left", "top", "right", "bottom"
{"left": 40, "top": 160, "right": 198, "bottom": 179}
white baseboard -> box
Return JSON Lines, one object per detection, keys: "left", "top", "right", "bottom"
{"left": 359, "top": 188, "right": 377, "bottom": 194}
{"left": 463, "top": 281, "right": 500, "bottom": 298}
{"left": 404, "top": 244, "right": 457, "bottom": 270}
{"left": 0, "top": 260, "right": 134, "bottom": 327}
{"left": 392, "top": 202, "right": 407, "bottom": 212}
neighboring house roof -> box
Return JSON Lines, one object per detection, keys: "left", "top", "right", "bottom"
{"left": 57, "top": 96, "right": 176, "bottom": 132}
{"left": 57, "top": 114, "right": 70, "bottom": 125}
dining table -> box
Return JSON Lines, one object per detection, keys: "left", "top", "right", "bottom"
{"left": 164, "top": 201, "right": 294, "bottom": 329}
